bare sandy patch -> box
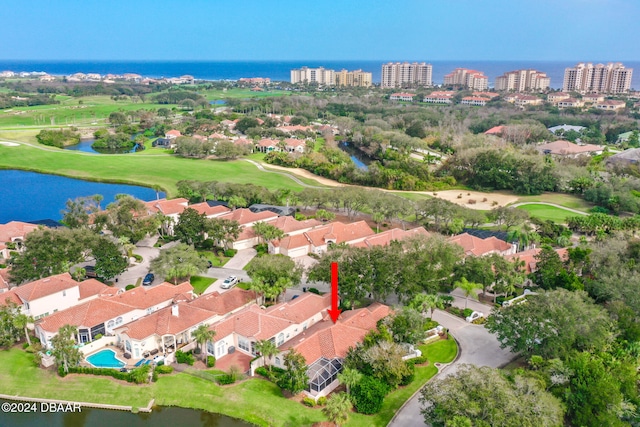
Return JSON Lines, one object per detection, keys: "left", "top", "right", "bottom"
{"left": 430, "top": 190, "right": 518, "bottom": 210}
{"left": 259, "top": 163, "right": 347, "bottom": 187}
{"left": 0, "top": 141, "right": 19, "bottom": 147}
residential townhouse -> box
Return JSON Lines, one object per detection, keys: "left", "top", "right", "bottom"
{"left": 596, "top": 100, "right": 626, "bottom": 111}
{"left": 547, "top": 92, "right": 571, "bottom": 104}
{"left": 449, "top": 233, "right": 515, "bottom": 257}
{"left": 36, "top": 282, "right": 194, "bottom": 348}
{"left": 422, "top": 91, "right": 454, "bottom": 104}
{"left": 389, "top": 93, "right": 415, "bottom": 102}
{"left": 271, "top": 221, "right": 375, "bottom": 257}
{"left": 216, "top": 209, "right": 280, "bottom": 250}
{"left": 0, "top": 272, "right": 115, "bottom": 320}
{"left": 557, "top": 98, "right": 584, "bottom": 109}
{"left": 536, "top": 140, "right": 604, "bottom": 157}
{"left": 0, "top": 221, "right": 40, "bottom": 261}
{"left": 353, "top": 227, "right": 430, "bottom": 249}
{"left": 115, "top": 288, "right": 256, "bottom": 360}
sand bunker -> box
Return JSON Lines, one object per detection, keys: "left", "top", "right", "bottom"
{"left": 0, "top": 141, "right": 19, "bottom": 147}
{"left": 430, "top": 190, "right": 518, "bottom": 210}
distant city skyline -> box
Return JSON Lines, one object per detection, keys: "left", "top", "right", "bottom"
{"left": 2, "top": 0, "right": 640, "bottom": 61}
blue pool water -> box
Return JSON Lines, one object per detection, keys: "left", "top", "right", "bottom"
{"left": 86, "top": 349, "right": 125, "bottom": 368}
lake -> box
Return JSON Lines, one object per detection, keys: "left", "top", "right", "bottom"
{"left": 0, "top": 399, "right": 252, "bottom": 427}
{"left": 65, "top": 139, "right": 143, "bottom": 154}
{"left": 339, "top": 141, "right": 370, "bottom": 171}
{"left": 0, "top": 170, "right": 165, "bottom": 224}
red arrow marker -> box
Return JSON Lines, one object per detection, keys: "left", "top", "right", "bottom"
{"left": 327, "top": 262, "right": 341, "bottom": 323}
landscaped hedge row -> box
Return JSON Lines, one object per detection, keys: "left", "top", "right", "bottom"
{"left": 58, "top": 366, "right": 131, "bottom": 381}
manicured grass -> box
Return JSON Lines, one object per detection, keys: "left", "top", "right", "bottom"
{"left": 197, "top": 250, "right": 231, "bottom": 267}
{"left": 190, "top": 276, "right": 216, "bottom": 295}
{"left": 514, "top": 192, "right": 593, "bottom": 211}
{"left": 0, "top": 336, "right": 457, "bottom": 427}
{"left": 0, "top": 95, "right": 179, "bottom": 128}
{"left": 516, "top": 204, "right": 582, "bottom": 223}
{"left": 197, "top": 88, "right": 289, "bottom": 100}
{"left": 0, "top": 138, "right": 307, "bottom": 196}
{"left": 418, "top": 336, "right": 458, "bottom": 363}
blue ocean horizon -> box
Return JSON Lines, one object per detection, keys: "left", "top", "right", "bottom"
{"left": 1, "top": 60, "right": 640, "bottom": 89}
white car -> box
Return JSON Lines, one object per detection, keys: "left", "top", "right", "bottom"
{"left": 221, "top": 276, "right": 239, "bottom": 289}
{"left": 466, "top": 311, "right": 484, "bottom": 323}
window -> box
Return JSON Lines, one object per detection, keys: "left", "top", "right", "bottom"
{"left": 62, "top": 290, "right": 66, "bottom": 297}
{"left": 115, "top": 317, "right": 123, "bottom": 326}
{"left": 275, "top": 357, "right": 281, "bottom": 366}
{"left": 24, "top": 302, "right": 29, "bottom": 310}
{"left": 125, "top": 341, "right": 131, "bottom": 352}
{"left": 147, "top": 307, "right": 153, "bottom": 314}
{"left": 238, "top": 337, "right": 250, "bottom": 353}
{"left": 107, "top": 320, "right": 115, "bottom": 330}
{"left": 277, "top": 333, "right": 284, "bottom": 346}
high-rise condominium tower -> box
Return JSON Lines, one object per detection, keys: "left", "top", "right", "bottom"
{"left": 563, "top": 63, "right": 632, "bottom": 94}
{"left": 381, "top": 62, "right": 433, "bottom": 88}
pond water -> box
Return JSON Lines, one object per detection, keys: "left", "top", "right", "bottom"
{"left": 65, "top": 139, "right": 142, "bottom": 154}
{"left": 0, "top": 399, "right": 252, "bottom": 427}
{"left": 0, "top": 170, "right": 165, "bottom": 224}
{"left": 209, "top": 100, "right": 227, "bottom": 105}
{"left": 339, "top": 141, "right": 370, "bottom": 171}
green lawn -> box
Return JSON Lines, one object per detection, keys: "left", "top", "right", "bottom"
{"left": 0, "top": 138, "right": 308, "bottom": 196}
{"left": 197, "top": 88, "right": 289, "bottom": 100}
{"left": 418, "top": 336, "right": 458, "bottom": 363}
{"left": 0, "top": 95, "right": 178, "bottom": 128}
{"left": 197, "top": 251, "right": 231, "bottom": 267}
{"left": 514, "top": 193, "right": 593, "bottom": 211}
{"left": 516, "top": 204, "right": 583, "bottom": 223}
{"left": 0, "top": 337, "right": 457, "bottom": 427}
{"left": 190, "top": 276, "right": 216, "bottom": 295}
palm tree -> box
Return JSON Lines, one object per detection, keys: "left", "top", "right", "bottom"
{"left": 410, "top": 294, "right": 444, "bottom": 319}
{"left": 372, "top": 212, "right": 384, "bottom": 233}
{"left": 322, "top": 392, "right": 353, "bottom": 427}
{"left": 255, "top": 339, "right": 278, "bottom": 372}
{"left": 454, "top": 277, "right": 483, "bottom": 309}
{"left": 92, "top": 194, "right": 104, "bottom": 211}
{"left": 13, "top": 312, "right": 33, "bottom": 346}
{"left": 337, "top": 368, "right": 362, "bottom": 395}
{"left": 193, "top": 324, "right": 216, "bottom": 362}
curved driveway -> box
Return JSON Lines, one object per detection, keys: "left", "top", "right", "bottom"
{"left": 388, "top": 309, "right": 515, "bottom": 427}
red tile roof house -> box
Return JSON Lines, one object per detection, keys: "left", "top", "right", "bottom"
{"left": 35, "top": 282, "right": 194, "bottom": 354}
{"left": 210, "top": 293, "right": 332, "bottom": 372}
{"left": 258, "top": 300, "right": 391, "bottom": 398}
{"left": 165, "top": 129, "right": 182, "bottom": 139}
{"left": 256, "top": 138, "right": 280, "bottom": 153}
{"left": 188, "top": 202, "right": 231, "bottom": 218}
{"left": 352, "top": 226, "right": 430, "bottom": 249}
{"left": 216, "top": 209, "right": 280, "bottom": 250}
{"left": 0, "top": 221, "right": 39, "bottom": 261}
{"left": 448, "top": 233, "right": 516, "bottom": 257}
{"left": 267, "top": 217, "right": 322, "bottom": 254}
{"left": 114, "top": 288, "right": 256, "bottom": 362}
{"left": 284, "top": 138, "right": 307, "bottom": 153}
{"left": 536, "top": 140, "right": 604, "bottom": 158}
{"left": 505, "top": 247, "right": 569, "bottom": 274}
{"left": 143, "top": 197, "right": 189, "bottom": 235}
{"left": 484, "top": 125, "right": 506, "bottom": 136}
{"left": 0, "top": 268, "right": 10, "bottom": 294}
{"left": 0, "top": 272, "right": 115, "bottom": 320}
{"left": 273, "top": 221, "right": 375, "bottom": 258}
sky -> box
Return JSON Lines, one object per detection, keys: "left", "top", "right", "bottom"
{"left": 2, "top": 0, "right": 639, "bottom": 61}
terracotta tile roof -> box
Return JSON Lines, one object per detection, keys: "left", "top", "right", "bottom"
{"left": 279, "top": 125, "right": 313, "bottom": 133}
{"left": 236, "top": 226, "right": 258, "bottom": 241}
{"left": 0, "top": 268, "right": 10, "bottom": 291}
{"left": 264, "top": 293, "right": 331, "bottom": 324}
{"left": 258, "top": 139, "right": 279, "bottom": 147}
{"left": 144, "top": 198, "right": 189, "bottom": 216}
{"left": 391, "top": 93, "right": 415, "bottom": 97}
{"left": 233, "top": 138, "right": 253, "bottom": 146}
{"left": 303, "top": 221, "right": 375, "bottom": 247}
{"left": 38, "top": 298, "right": 133, "bottom": 333}
{"left": 209, "top": 133, "right": 227, "bottom": 140}
{"left": 275, "top": 233, "right": 312, "bottom": 250}
{"left": 188, "top": 202, "right": 231, "bottom": 217}
{"left": 484, "top": 125, "right": 505, "bottom": 135}
{"left": 537, "top": 140, "right": 603, "bottom": 155}
{"left": 266, "top": 217, "right": 321, "bottom": 234}
{"left": 188, "top": 288, "right": 256, "bottom": 314}
{"left": 0, "top": 221, "right": 39, "bottom": 243}
{"left": 109, "top": 282, "right": 194, "bottom": 309}
{"left": 449, "top": 233, "right": 512, "bottom": 257}
{"left": 166, "top": 130, "right": 181, "bottom": 137}
{"left": 283, "top": 303, "right": 390, "bottom": 362}
{"left": 78, "top": 279, "right": 114, "bottom": 301}
{"left": 284, "top": 138, "right": 306, "bottom": 148}
{"left": 218, "top": 209, "right": 279, "bottom": 226}
{"left": 117, "top": 302, "right": 217, "bottom": 340}
{"left": 0, "top": 290, "right": 21, "bottom": 306}
{"left": 12, "top": 273, "right": 79, "bottom": 302}
{"left": 358, "top": 227, "right": 429, "bottom": 248}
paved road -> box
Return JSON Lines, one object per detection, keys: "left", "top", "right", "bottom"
{"left": 388, "top": 308, "right": 515, "bottom": 427}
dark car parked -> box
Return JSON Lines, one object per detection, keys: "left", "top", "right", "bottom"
{"left": 142, "top": 273, "right": 155, "bottom": 286}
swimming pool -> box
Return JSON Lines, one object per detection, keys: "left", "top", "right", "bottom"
{"left": 86, "top": 349, "right": 126, "bottom": 368}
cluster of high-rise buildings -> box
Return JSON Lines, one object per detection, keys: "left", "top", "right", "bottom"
{"left": 290, "top": 67, "right": 372, "bottom": 87}
{"left": 562, "top": 62, "right": 633, "bottom": 94}
{"left": 290, "top": 61, "right": 633, "bottom": 93}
